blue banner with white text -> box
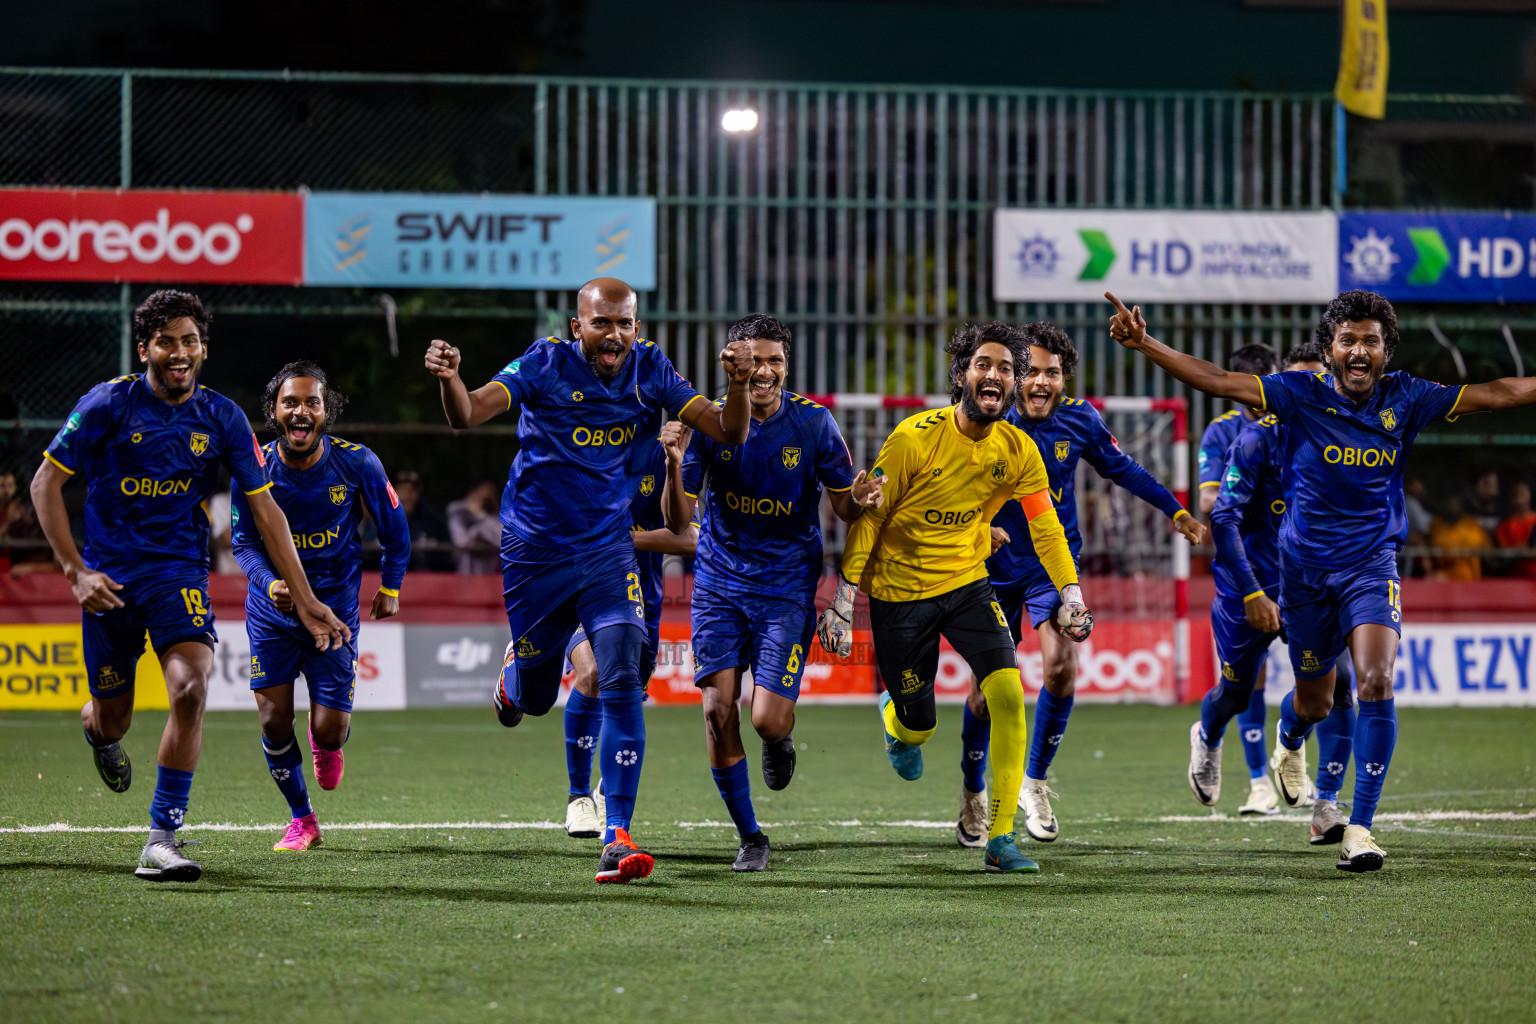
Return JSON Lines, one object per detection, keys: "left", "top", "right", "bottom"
{"left": 303, "top": 193, "right": 656, "bottom": 290}
{"left": 1339, "top": 211, "right": 1536, "bottom": 303}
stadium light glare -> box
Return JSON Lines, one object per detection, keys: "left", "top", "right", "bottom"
{"left": 721, "top": 108, "right": 759, "bottom": 133}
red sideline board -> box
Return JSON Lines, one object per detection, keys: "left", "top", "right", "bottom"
{"left": 614, "top": 621, "right": 1193, "bottom": 705}
{"left": 0, "top": 188, "right": 304, "bottom": 284}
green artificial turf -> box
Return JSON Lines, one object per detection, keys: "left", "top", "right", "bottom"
{"left": 2, "top": 705, "right": 1533, "bottom": 1023}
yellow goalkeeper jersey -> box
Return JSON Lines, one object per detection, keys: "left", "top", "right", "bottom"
{"left": 842, "top": 405, "right": 1078, "bottom": 603}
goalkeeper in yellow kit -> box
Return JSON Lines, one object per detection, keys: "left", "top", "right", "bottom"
{"left": 817, "top": 322, "right": 1091, "bottom": 873}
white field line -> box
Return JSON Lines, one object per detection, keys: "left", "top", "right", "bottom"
{"left": 1, "top": 811, "right": 1532, "bottom": 835}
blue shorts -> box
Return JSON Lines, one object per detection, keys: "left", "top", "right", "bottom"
{"left": 992, "top": 572, "right": 1059, "bottom": 640}
{"left": 689, "top": 583, "right": 816, "bottom": 701}
{"left": 247, "top": 600, "right": 361, "bottom": 713}
{"left": 501, "top": 530, "right": 646, "bottom": 712}
{"left": 82, "top": 571, "right": 217, "bottom": 699}
{"left": 1211, "top": 590, "right": 1278, "bottom": 688}
{"left": 1280, "top": 547, "right": 1401, "bottom": 681}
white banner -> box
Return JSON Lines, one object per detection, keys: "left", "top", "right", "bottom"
{"left": 204, "top": 620, "right": 406, "bottom": 711}
{"left": 1261, "top": 623, "right": 1536, "bottom": 707}
{"left": 993, "top": 209, "right": 1338, "bottom": 303}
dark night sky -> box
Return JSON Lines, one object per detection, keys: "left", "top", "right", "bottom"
{"left": 2, "top": 0, "right": 1533, "bottom": 94}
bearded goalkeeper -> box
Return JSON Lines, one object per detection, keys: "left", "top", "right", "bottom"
{"left": 818, "top": 322, "right": 1090, "bottom": 874}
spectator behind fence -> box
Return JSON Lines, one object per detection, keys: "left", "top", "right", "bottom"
{"left": 1402, "top": 475, "right": 1434, "bottom": 577}
{"left": 447, "top": 480, "right": 503, "bottom": 574}
{"left": 207, "top": 490, "right": 241, "bottom": 574}
{"left": 1494, "top": 481, "right": 1536, "bottom": 578}
{"left": 1465, "top": 469, "right": 1503, "bottom": 535}
{"left": 394, "top": 470, "right": 454, "bottom": 572}
{"left": 1429, "top": 494, "right": 1491, "bottom": 581}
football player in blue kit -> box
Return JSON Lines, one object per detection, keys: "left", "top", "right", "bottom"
{"left": 560, "top": 420, "right": 698, "bottom": 840}
{"left": 1191, "top": 341, "right": 1359, "bottom": 839}
{"left": 673, "top": 314, "right": 883, "bottom": 872}
{"left": 953, "top": 322, "right": 1205, "bottom": 848}
{"left": 425, "top": 277, "right": 753, "bottom": 884}
{"left": 29, "top": 290, "right": 349, "bottom": 882}
{"left": 1109, "top": 289, "right": 1536, "bottom": 871}
{"left": 230, "top": 362, "right": 411, "bottom": 853}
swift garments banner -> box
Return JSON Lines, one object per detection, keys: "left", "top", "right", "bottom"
{"left": 0, "top": 189, "right": 304, "bottom": 284}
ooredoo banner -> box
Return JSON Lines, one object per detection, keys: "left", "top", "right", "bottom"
{"left": 994, "top": 209, "right": 1338, "bottom": 303}
{"left": 0, "top": 188, "right": 304, "bottom": 284}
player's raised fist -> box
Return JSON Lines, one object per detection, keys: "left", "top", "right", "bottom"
{"left": 721, "top": 339, "right": 755, "bottom": 384}
{"left": 659, "top": 420, "right": 692, "bottom": 465}
{"left": 425, "top": 339, "right": 462, "bottom": 379}
{"left": 1104, "top": 292, "right": 1146, "bottom": 349}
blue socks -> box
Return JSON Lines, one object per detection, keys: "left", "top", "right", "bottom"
{"left": 1278, "top": 691, "right": 1312, "bottom": 751}
{"left": 1314, "top": 703, "right": 1356, "bottom": 803}
{"left": 1237, "top": 686, "right": 1269, "bottom": 780}
{"left": 1027, "top": 689, "right": 1073, "bottom": 780}
{"left": 149, "top": 765, "right": 194, "bottom": 832}
{"left": 564, "top": 690, "right": 603, "bottom": 797}
{"left": 960, "top": 702, "right": 989, "bottom": 792}
{"left": 262, "top": 735, "right": 311, "bottom": 819}
{"left": 599, "top": 688, "right": 645, "bottom": 845}
{"left": 711, "top": 759, "right": 760, "bottom": 839}
{"left": 1350, "top": 698, "right": 1396, "bottom": 828}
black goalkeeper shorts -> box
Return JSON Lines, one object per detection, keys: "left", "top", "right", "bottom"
{"left": 868, "top": 577, "right": 1019, "bottom": 711}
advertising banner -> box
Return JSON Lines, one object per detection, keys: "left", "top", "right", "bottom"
{"left": 1339, "top": 211, "right": 1536, "bottom": 303}
{"left": 0, "top": 188, "right": 304, "bottom": 284}
{"left": 402, "top": 625, "right": 511, "bottom": 708}
{"left": 0, "top": 621, "right": 405, "bottom": 711}
{"left": 1262, "top": 624, "right": 1536, "bottom": 707}
{"left": 936, "top": 621, "right": 1181, "bottom": 705}
{"left": 994, "top": 209, "right": 1338, "bottom": 303}
{"left": 304, "top": 192, "right": 657, "bottom": 290}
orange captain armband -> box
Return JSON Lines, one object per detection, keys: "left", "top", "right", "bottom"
{"left": 1019, "top": 488, "right": 1054, "bottom": 521}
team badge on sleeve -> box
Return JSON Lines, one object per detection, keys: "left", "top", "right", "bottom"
{"left": 782, "top": 447, "right": 801, "bottom": 469}
{"left": 330, "top": 484, "right": 349, "bottom": 505}
{"left": 189, "top": 432, "right": 210, "bottom": 456}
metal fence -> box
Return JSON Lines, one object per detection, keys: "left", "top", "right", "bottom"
{"left": 2, "top": 68, "right": 1533, "bottom": 567}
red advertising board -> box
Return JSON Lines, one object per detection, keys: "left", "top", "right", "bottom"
{"left": 0, "top": 189, "right": 303, "bottom": 284}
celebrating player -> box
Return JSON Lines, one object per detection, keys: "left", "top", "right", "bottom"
{"left": 561, "top": 420, "right": 698, "bottom": 839}
{"left": 231, "top": 362, "right": 411, "bottom": 853}
{"left": 1191, "top": 340, "right": 1358, "bottom": 834}
{"left": 1108, "top": 288, "right": 1536, "bottom": 872}
{"left": 954, "top": 322, "right": 1204, "bottom": 848}
{"left": 821, "top": 322, "right": 1090, "bottom": 874}
{"left": 29, "top": 291, "right": 348, "bottom": 882}
{"left": 426, "top": 276, "right": 752, "bottom": 884}
{"left": 675, "top": 314, "right": 882, "bottom": 872}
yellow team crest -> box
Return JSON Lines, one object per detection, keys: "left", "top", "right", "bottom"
{"left": 189, "top": 432, "right": 210, "bottom": 456}
{"left": 639, "top": 474, "right": 656, "bottom": 497}
{"left": 782, "top": 446, "right": 802, "bottom": 470}
{"left": 1379, "top": 408, "right": 1397, "bottom": 431}
{"left": 1055, "top": 440, "right": 1070, "bottom": 462}
{"left": 990, "top": 459, "right": 1008, "bottom": 481}
{"left": 330, "top": 484, "right": 348, "bottom": 505}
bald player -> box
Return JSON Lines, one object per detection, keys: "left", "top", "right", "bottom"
{"left": 426, "top": 278, "right": 753, "bottom": 884}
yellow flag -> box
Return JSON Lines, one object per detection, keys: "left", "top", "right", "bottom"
{"left": 1336, "top": 0, "right": 1389, "bottom": 119}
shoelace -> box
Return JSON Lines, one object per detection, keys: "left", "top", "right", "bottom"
{"left": 1029, "top": 782, "right": 1061, "bottom": 803}
{"left": 280, "top": 820, "right": 310, "bottom": 843}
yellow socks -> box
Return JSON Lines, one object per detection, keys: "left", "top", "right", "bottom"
{"left": 979, "top": 668, "right": 1026, "bottom": 840}
{"left": 882, "top": 699, "right": 935, "bottom": 747}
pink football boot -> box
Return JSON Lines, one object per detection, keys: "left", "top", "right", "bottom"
{"left": 309, "top": 724, "right": 345, "bottom": 791}
{"left": 274, "top": 813, "right": 322, "bottom": 852}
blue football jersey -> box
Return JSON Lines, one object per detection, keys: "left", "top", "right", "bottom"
{"left": 490, "top": 337, "right": 705, "bottom": 551}
{"left": 1256, "top": 370, "right": 1465, "bottom": 570}
{"left": 681, "top": 392, "right": 855, "bottom": 601}
{"left": 1209, "top": 414, "right": 1286, "bottom": 599}
{"left": 45, "top": 374, "right": 270, "bottom": 585}
{"left": 628, "top": 441, "right": 668, "bottom": 618}
{"left": 1197, "top": 409, "right": 1250, "bottom": 495}
{"left": 230, "top": 436, "right": 411, "bottom": 618}
{"left": 988, "top": 399, "right": 1185, "bottom": 588}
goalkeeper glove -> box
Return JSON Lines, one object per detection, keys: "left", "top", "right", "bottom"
{"left": 817, "top": 577, "right": 857, "bottom": 657}
{"left": 1054, "top": 584, "right": 1094, "bottom": 643}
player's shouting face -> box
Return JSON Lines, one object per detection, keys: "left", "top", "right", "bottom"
{"left": 1020, "top": 345, "right": 1066, "bottom": 421}
{"left": 1330, "top": 318, "right": 1388, "bottom": 401}
{"left": 745, "top": 338, "right": 787, "bottom": 414}
{"left": 571, "top": 277, "right": 640, "bottom": 383}
{"left": 273, "top": 375, "right": 328, "bottom": 457}
{"left": 139, "top": 315, "right": 205, "bottom": 401}
{"left": 961, "top": 342, "right": 1016, "bottom": 425}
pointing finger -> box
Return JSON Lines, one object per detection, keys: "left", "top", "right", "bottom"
{"left": 1104, "top": 291, "right": 1131, "bottom": 316}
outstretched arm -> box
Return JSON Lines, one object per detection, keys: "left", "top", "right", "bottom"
{"left": 1106, "top": 292, "right": 1265, "bottom": 407}
{"left": 1450, "top": 377, "right": 1536, "bottom": 415}
{"left": 426, "top": 340, "right": 510, "bottom": 429}
{"left": 661, "top": 423, "right": 696, "bottom": 533}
